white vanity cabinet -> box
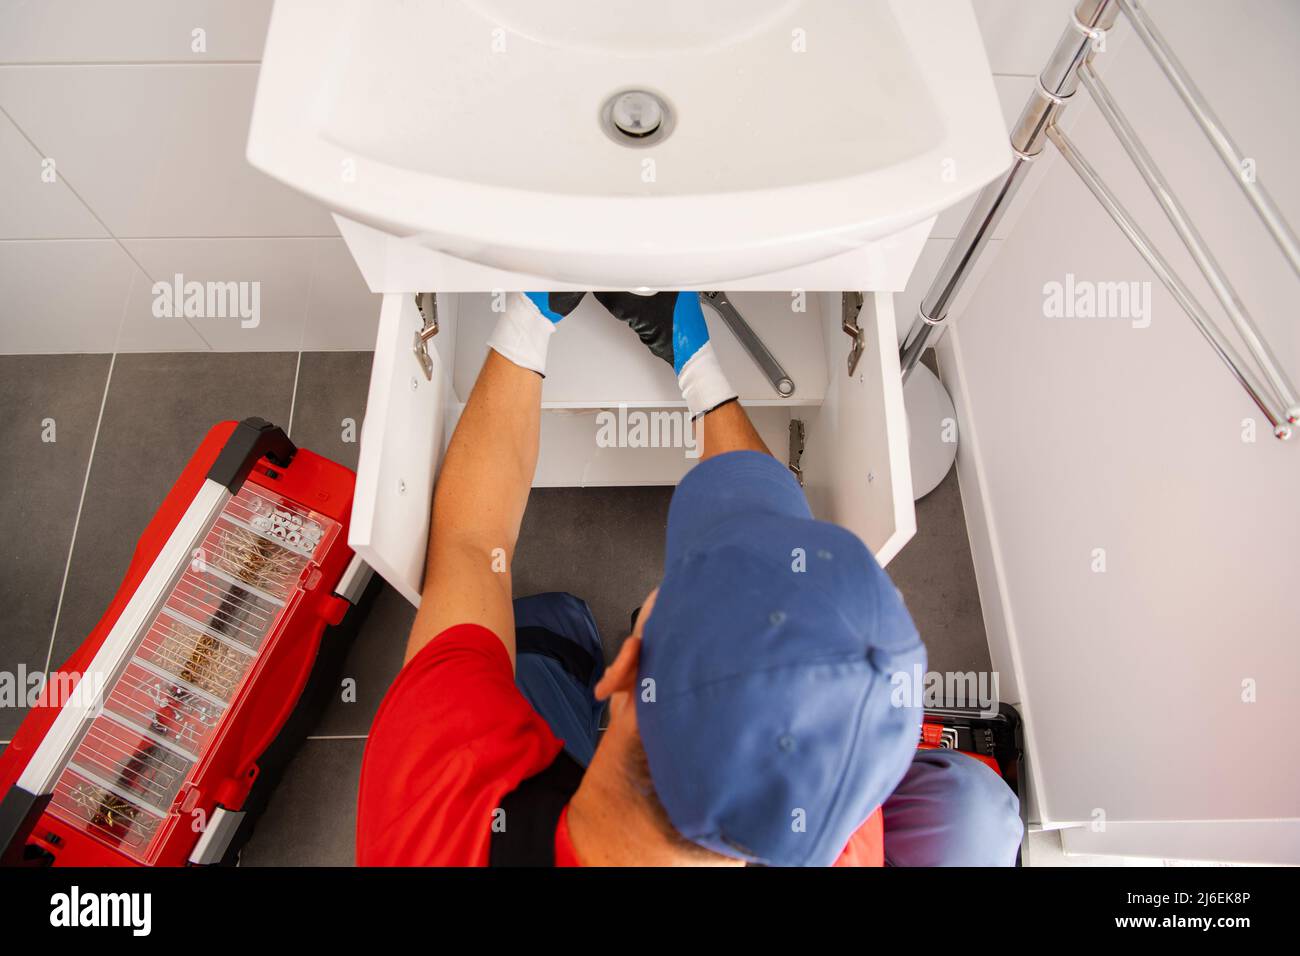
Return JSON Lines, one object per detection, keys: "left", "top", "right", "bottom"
{"left": 349, "top": 290, "right": 914, "bottom": 604}
{"left": 247, "top": 0, "right": 1008, "bottom": 604}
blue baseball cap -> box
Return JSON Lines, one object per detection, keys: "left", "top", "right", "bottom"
{"left": 637, "top": 451, "right": 926, "bottom": 866}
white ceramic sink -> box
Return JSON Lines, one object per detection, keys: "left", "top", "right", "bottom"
{"left": 249, "top": 0, "right": 1007, "bottom": 287}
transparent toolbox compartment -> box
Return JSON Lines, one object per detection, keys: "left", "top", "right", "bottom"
{"left": 103, "top": 658, "right": 227, "bottom": 756}
{"left": 162, "top": 566, "right": 279, "bottom": 654}
{"left": 45, "top": 483, "right": 340, "bottom": 863}
{"left": 136, "top": 614, "right": 254, "bottom": 706}
{"left": 64, "top": 714, "right": 191, "bottom": 812}
{"left": 49, "top": 767, "right": 163, "bottom": 854}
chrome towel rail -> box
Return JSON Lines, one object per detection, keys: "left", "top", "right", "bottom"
{"left": 899, "top": 0, "right": 1298, "bottom": 440}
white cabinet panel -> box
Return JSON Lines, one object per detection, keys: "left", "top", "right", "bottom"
{"left": 335, "top": 214, "right": 936, "bottom": 295}
{"left": 350, "top": 293, "right": 457, "bottom": 605}
{"left": 0, "top": 0, "right": 272, "bottom": 63}
{"left": 802, "top": 292, "right": 915, "bottom": 564}
{"left": 532, "top": 406, "right": 793, "bottom": 488}
{"left": 0, "top": 65, "right": 336, "bottom": 238}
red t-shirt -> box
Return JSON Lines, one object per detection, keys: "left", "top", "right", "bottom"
{"left": 356, "top": 624, "right": 884, "bottom": 866}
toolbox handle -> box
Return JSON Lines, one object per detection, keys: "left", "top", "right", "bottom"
{"left": 0, "top": 785, "right": 53, "bottom": 867}
{"left": 207, "top": 418, "right": 297, "bottom": 493}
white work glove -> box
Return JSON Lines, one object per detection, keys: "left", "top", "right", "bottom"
{"left": 486, "top": 292, "right": 586, "bottom": 376}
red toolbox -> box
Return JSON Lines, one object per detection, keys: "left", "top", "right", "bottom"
{"left": 921, "top": 703, "right": 1023, "bottom": 789}
{"left": 0, "top": 418, "right": 372, "bottom": 866}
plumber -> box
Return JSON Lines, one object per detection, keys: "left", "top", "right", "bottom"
{"left": 356, "top": 291, "right": 1023, "bottom": 867}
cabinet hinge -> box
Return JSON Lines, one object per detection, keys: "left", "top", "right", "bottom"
{"left": 841, "top": 291, "right": 865, "bottom": 376}
{"left": 788, "top": 418, "right": 806, "bottom": 486}
{"left": 412, "top": 292, "right": 439, "bottom": 380}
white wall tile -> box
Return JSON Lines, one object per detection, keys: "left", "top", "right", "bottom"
{"left": 118, "top": 236, "right": 379, "bottom": 351}
{"left": 121, "top": 237, "right": 329, "bottom": 351}
{"left": 0, "top": 108, "right": 105, "bottom": 238}
{"left": 114, "top": 269, "right": 214, "bottom": 353}
{"left": 0, "top": 240, "right": 137, "bottom": 352}
{"left": 0, "top": 64, "right": 336, "bottom": 238}
{"left": 971, "top": 0, "right": 1077, "bottom": 76}
{"left": 301, "top": 239, "right": 382, "bottom": 350}
{"left": 0, "top": 1, "right": 273, "bottom": 64}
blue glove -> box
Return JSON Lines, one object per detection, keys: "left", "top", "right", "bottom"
{"left": 524, "top": 292, "right": 586, "bottom": 324}
{"left": 488, "top": 292, "right": 587, "bottom": 375}
{"left": 594, "top": 291, "right": 737, "bottom": 416}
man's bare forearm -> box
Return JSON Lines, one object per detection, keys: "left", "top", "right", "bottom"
{"left": 406, "top": 350, "right": 542, "bottom": 663}
{"left": 432, "top": 350, "right": 541, "bottom": 561}
{"left": 700, "top": 399, "right": 771, "bottom": 460}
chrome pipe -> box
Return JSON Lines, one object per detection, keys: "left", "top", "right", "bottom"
{"left": 1078, "top": 63, "right": 1298, "bottom": 423}
{"left": 900, "top": 156, "right": 1032, "bottom": 379}
{"left": 1116, "top": 0, "right": 1300, "bottom": 280}
{"left": 1047, "top": 124, "right": 1290, "bottom": 439}
{"left": 899, "top": 0, "right": 1119, "bottom": 380}
{"left": 1041, "top": 0, "right": 1122, "bottom": 97}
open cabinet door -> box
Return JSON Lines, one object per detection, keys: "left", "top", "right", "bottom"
{"left": 349, "top": 293, "right": 458, "bottom": 605}
{"left": 802, "top": 291, "right": 915, "bottom": 566}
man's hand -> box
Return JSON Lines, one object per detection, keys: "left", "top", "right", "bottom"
{"left": 594, "top": 291, "right": 738, "bottom": 418}
{"left": 485, "top": 291, "right": 587, "bottom": 376}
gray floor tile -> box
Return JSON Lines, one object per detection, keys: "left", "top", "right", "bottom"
{"left": 314, "top": 486, "right": 673, "bottom": 736}
{"left": 513, "top": 486, "right": 673, "bottom": 662}
{"left": 47, "top": 352, "right": 296, "bottom": 668}
{"left": 887, "top": 467, "right": 992, "bottom": 676}
{"left": 289, "top": 351, "right": 372, "bottom": 471}
{"left": 0, "top": 354, "right": 111, "bottom": 737}
{"left": 239, "top": 738, "right": 365, "bottom": 867}
{"left": 313, "top": 582, "right": 414, "bottom": 737}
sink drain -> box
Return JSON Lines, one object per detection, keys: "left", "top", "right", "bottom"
{"left": 600, "top": 90, "right": 673, "bottom": 147}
